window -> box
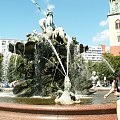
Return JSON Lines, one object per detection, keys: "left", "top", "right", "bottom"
{"left": 2, "top": 41, "right": 6, "bottom": 45}
{"left": 115, "top": 19, "right": 120, "bottom": 29}
{"left": 118, "top": 36, "right": 120, "bottom": 42}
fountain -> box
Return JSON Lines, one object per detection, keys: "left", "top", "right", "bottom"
{"left": 2, "top": 48, "right": 12, "bottom": 88}
{"left": 5, "top": 0, "right": 92, "bottom": 102}
{"left": 0, "top": 1, "right": 117, "bottom": 119}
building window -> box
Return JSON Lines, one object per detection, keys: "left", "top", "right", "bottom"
{"left": 2, "top": 41, "right": 6, "bottom": 45}
{"left": 115, "top": 19, "right": 120, "bottom": 29}
{"left": 118, "top": 36, "right": 120, "bottom": 42}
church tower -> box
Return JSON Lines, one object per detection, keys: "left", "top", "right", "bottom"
{"left": 108, "top": 0, "right": 120, "bottom": 56}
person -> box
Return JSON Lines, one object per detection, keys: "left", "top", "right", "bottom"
{"left": 104, "top": 80, "right": 114, "bottom": 98}
{"left": 104, "top": 70, "right": 120, "bottom": 120}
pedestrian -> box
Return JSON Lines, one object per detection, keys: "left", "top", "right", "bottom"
{"left": 104, "top": 70, "right": 120, "bottom": 120}
{"left": 104, "top": 80, "right": 114, "bottom": 98}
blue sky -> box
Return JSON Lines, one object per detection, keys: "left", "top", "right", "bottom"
{"left": 0, "top": 0, "right": 110, "bottom": 46}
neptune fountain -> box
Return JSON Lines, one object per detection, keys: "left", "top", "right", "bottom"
{"left": 0, "top": 1, "right": 117, "bottom": 119}
{"left": 7, "top": 0, "right": 92, "bottom": 105}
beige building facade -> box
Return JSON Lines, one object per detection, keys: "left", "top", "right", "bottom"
{"left": 108, "top": 0, "right": 120, "bottom": 56}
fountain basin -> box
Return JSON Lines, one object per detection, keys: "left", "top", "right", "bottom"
{"left": 0, "top": 90, "right": 117, "bottom": 119}
{"left": 0, "top": 102, "right": 117, "bottom": 120}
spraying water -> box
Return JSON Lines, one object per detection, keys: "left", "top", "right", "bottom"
{"left": 2, "top": 51, "right": 12, "bottom": 87}
{"left": 31, "top": 0, "right": 79, "bottom": 104}
{"left": 13, "top": 44, "right": 18, "bottom": 69}
{"left": 66, "top": 35, "right": 71, "bottom": 76}
{"left": 43, "top": 57, "right": 65, "bottom": 76}
{"left": 42, "top": 34, "right": 79, "bottom": 104}
{"left": 101, "top": 56, "right": 115, "bottom": 73}
{"left": 43, "top": 35, "right": 67, "bottom": 76}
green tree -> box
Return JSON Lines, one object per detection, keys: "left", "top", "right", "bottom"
{"left": 103, "top": 53, "right": 120, "bottom": 70}
{"left": 95, "top": 61, "right": 113, "bottom": 82}
{"left": 69, "top": 55, "right": 92, "bottom": 93}
{"left": 87, "top": 58, "right": 114, "bottom": 84}
{"left": 8, "top": 54, "right": 25, "bottom": 82}
{"left": 8, "top": 54, "right": 16, "bottom": 82}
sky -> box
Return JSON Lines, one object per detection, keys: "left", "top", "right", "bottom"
{"left": 0, "top": 0, "right": 110, "bottom": 46}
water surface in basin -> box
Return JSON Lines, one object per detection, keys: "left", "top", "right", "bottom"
{"left": 0, "top": 90, "right": 116, "bottom": 105}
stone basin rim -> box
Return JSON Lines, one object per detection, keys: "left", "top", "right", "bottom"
{"left": 0, "top": 102, "right": 116, "bottom": 115}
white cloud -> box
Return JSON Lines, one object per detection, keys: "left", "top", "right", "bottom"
{"left": 99, "top": 19, "right": 108, "bottom": 26}
{"left": 92, "top": 29, "right": 109, "bottom": 42}
{"left": 92, "top": 19, "right": 109, "bottom": 43}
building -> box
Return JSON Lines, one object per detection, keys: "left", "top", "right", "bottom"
{"left": 82, "top": 45, "right": 110, "bottom": 62}
{"left": 0, "top": 38, "right": 21, "bottom": 54}
{"left": 108, "top": 0, "right": 120, "bottom": 56}
{"left": 0, "top": 39, "right": 21, "bottom": 81}
{"left": 101, "top": 44, "right": 110, "bottom": 54}
{"left": 82, "top": 46, "right": 103, "bottom": 62}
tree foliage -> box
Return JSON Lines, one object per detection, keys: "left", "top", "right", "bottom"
{"left": 87, "top": 53, "right": 120, "bottom": 84}
{"left": 103, "top": 53, "right": 120, "bottom": 70}
{"left": 8, "top": 54, "right": 25, "bottom": 82}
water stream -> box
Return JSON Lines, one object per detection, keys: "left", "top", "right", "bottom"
{"left": 2, "top": 51, "right": 12, "bottom": 83}
{"left": 43, "top": 35, "right": 67, "bottom": 76}
{"left": 101, "top": 56, "right": 115, "bottom": 73}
